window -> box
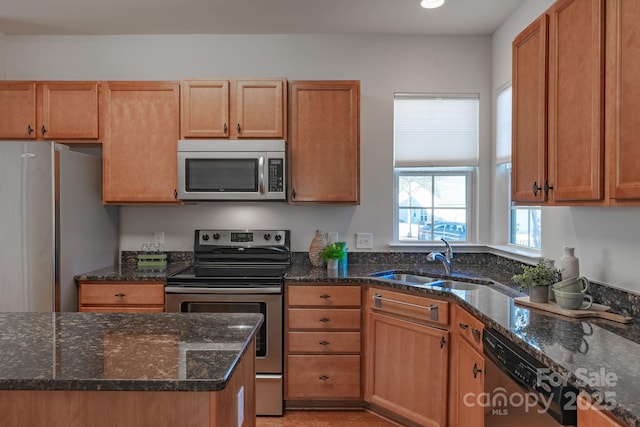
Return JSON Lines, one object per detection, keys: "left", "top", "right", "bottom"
{"left": 394, "top": 93, "right": 478, "bottom": 242}
{"left": 496, "top": 85, "right": 541, "bottom": 250}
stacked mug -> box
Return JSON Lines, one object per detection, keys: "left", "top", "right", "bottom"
{"left": 552, "top": 276, "right": 592, "bottom": 310}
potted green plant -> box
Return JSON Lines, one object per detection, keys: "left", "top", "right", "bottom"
{"left": 512, "top": 259, "right": 561, "bottom": 303}
{"left": 319, "top": 242, "right": 346, "bottom": 270}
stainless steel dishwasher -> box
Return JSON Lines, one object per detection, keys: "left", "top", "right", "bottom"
{"left": 483, "top": 328, "right": 577, "bottom": 427}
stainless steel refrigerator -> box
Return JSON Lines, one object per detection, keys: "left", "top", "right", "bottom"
{"left": 0, "top": 142, "right": 119, "bottom": 312}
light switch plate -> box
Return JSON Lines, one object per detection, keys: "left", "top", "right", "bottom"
{"left": 356, "top": 233, "right": 373, "bottom": 249}
{"left": 326, "top": 232, "right": 339, "bottom": 244}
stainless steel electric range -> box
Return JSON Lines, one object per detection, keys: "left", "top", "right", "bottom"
{"left": 166, "top": 229, "right": 290, "bottom": 416}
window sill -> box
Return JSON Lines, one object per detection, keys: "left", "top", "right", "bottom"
{"left": 388, "top": 242, "right": 541, "bottom": 265}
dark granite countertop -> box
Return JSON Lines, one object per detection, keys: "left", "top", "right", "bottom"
{"left": 288, "top": 263, "right": 640, "bottom": 427}
{"left": 77, "top": 256, "right": 639, "bottom": 425}
{"left": 0, "top": 312, "right": 262, "bottom": 392}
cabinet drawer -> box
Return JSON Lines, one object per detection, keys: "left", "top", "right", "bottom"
{"left": 288, "top": 331, "right": 361, "bottom": 354}
{"left": 455, "top": 305, "right": 484, "bottom": 351}
{"left": 367, "top": 288, "right": 449, "bottom": 327}
{"left": 288, "top": 285, "right": 361, "bottom": 307}
{"left": 288, "top": 308, "right": 361, "bottom": 330}
{"left": 287, "top": 355, "right": 361, "bottom": 399}
{"left": 79, "top": 282, "right": 165, "bottom": 306}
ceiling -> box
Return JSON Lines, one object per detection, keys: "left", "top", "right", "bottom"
{"left": 0, "top": 0, "right": 525, "bottom": 36}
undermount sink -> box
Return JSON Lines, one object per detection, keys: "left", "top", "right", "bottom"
{"left": 372, "top": 272, "right": 481, "bottom": 291}
{"left": 377, "top": 273, "right": 438, "bottom": 284}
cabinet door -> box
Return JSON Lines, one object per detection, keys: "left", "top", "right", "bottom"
{"left": 289, "top": 81, "right": 360, "bottom": 204}
{"left": 234, "top": 79, "right": 285, "bottom": 138}
{"left": 607, "top": 0, "right": 640, "bottom": 202}
{"left": 180, "top": 80, "right": 230, "bottom": 138}
{"left": 102, "top": 81, "right": 180, "bottom": 203}
{"left": 577, "top": 393, "right": 623, "bottom": 427}
{"left": 365, "top": 311, "right": 448, "bottom": 426}
{"left": 548, "top": 0, "right": 605, "bottom": 202}
{"left": 40, "top": 82, "right": 100, "bottom": 140}
{"left": 512, "top": 16, "right": 548, "bottom": 203}
{"left": 0, "top": 82, "right": 37, "bottom": 139}
{"left": 450, "top": 335, "right": 484, "bottom": 427}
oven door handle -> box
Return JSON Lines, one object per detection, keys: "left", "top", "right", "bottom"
{"left": 165, "top": 286, "right": 282, "bottom": 294}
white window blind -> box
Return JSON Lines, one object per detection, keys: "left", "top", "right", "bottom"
{"left": 393, "top": 93, "right": 479, "bottom": 167}
{"left": 496, "top": 85, "right": 512, "bottom": 164}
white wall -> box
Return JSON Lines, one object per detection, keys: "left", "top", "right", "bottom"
{"left": 5, "top": 34, "right": 492, "bottom": 253}
{"left": 492, "top": 0, "right": 640, "bottom": 293}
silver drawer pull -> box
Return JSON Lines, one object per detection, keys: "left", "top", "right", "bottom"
{"left": 115, "top": 293, "right": 126, "bottom": 298}
{"left": 319, "top": 318, "right": 331, "bottom": 323}
{"left": 319, "top": 341, "right": 330, "bottom": 346}
{"left": 459, "top": 323, "right": 469, "bottom": 329}
{"left": 319, "top": 294, "right": 331, "bottom": 299}
{"left": 471, "top": 328, "right": 482, "bottom": 341}
{"left": 318, "top": 375, "right": 330, "bottom": 381}
{"left": 373, "top": 293, "right": 439, "bottom": 321}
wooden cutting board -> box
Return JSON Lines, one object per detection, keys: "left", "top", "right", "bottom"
{"left": 514, "top": 296, "right": 632, "bottom": 324}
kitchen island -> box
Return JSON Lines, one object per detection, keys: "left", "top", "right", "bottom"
{"left": 0, "top": 312, "right": 262, "bottom": 427}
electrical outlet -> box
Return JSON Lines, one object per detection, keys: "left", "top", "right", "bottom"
{"left": 237, "top": 386, "right": 244, "bottom": 427}
{"left": 356, "top": 233, "right": 373, "bottom": 249}
{"left": 326, "top": 232, "right": 339, "bottom": 244}
{"left": 153, "top": 231, "right": 164, "bottom": 245}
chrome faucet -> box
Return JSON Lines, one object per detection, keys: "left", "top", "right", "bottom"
{"left": 426, "top": 238, "right": 453, "bottom": 275}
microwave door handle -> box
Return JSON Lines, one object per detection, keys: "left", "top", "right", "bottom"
{"left": 258, "top": 156, "right": 265, "bottom": 194}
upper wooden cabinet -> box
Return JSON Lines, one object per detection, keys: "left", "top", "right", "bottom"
{"left": 180, "top": 78, "right": 286, "bottom": 139}
{"left": 289, "top": 80, "right": 360, "bottom": 204}
{"left": 607, "top": 0, "right": 640, "bottom": 203}
{"left": 512, "top": 16, "right": 548, "bottom": 204}
{"left": 512, "top": 0, "right": 605, "bottom": 205}
{"left": 547, "top": 0, "right": 605, "bottom": 204}
{"left": 102, "top": 81, "right": 180, "bottom": 204}
{"left": 0, "top": 81, "right": 100, "bottom": 141}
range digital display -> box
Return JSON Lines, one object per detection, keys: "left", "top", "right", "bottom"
{"left": 231, "top": 232, "right": 253, "bottom": 243}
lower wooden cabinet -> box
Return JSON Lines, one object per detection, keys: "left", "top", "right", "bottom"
{"left": 578, "top": 393, "right": 624, "bottom": 427}
{"left": 449, "top": 305, "right": 485, "bottom": 427}
{"left": 364, "top": 287, "right": 449, "bottom": 427}
{"left": 285, "top": 284, "right": 362, "bottom": 403}
{"left": 78, "top": 281, "right": 165, "bottom": 312}
{"left": 287, "top": 354, "right": 360, "bottom": 399}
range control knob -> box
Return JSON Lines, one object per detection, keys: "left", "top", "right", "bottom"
{"left": 212, "top": 233, "right": 220, "bottom": 240}
{"left": 274, "top": 234, "right": 282, "bottom": 242}
{"left": 264, "top": 233, "right": 272, "bottom": 241}
{"left": 202, "top": 234, "right": 210, "bottom": 241}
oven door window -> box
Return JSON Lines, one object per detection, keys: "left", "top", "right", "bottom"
{"left": 185, "top": 302, "right": 267, "bottom": 357}
{"left": 185, "top": 159, "right": 258, "bottom": 192}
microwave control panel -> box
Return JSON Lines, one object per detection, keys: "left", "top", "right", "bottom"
{"left": 268, "top": 158, "right": 284, "bottom": 192}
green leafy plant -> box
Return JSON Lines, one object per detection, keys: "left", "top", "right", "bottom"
{"left": 319, "top": 242, "right": 346, "bottom": 261}
{"left": 512, "top": 259, "right": 561, "bottom": 292}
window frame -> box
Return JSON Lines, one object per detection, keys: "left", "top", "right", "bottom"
{"left": 393, "top": 167, "right": 474, "bottom": 244}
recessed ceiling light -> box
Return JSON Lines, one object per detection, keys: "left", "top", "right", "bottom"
{"left": 420, "top": 0, "right": 445, "bottom": 9}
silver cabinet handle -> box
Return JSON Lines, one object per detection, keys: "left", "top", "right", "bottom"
{"left": 372, "top": 293, "right": 439, "bottom": 321}
{"left": 471, "top": 328, "right": 482, "bottom": 342}
{"left": 318, "top": 375, "right": 330, "bottom": 381}
{"left": 319, "top": 341, "right": 330, "bottom": 346}
{"left": 320, "top": 294, "right": 331, "bottom": 299}
{"left": 459, "top": 323, "right": 469, "bottom": 329}
{"left": 258, "top": 156, "right": 265, "bottom": 194}
{"left": 115, "top": 293, "right": 125, "bottom": 298}
{"left": 319, "top": 318, "right": 330, "bottom": 323}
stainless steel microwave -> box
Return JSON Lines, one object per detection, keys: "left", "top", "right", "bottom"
{"left": 177, "top": 140, "right": 286, "bottom": 201}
